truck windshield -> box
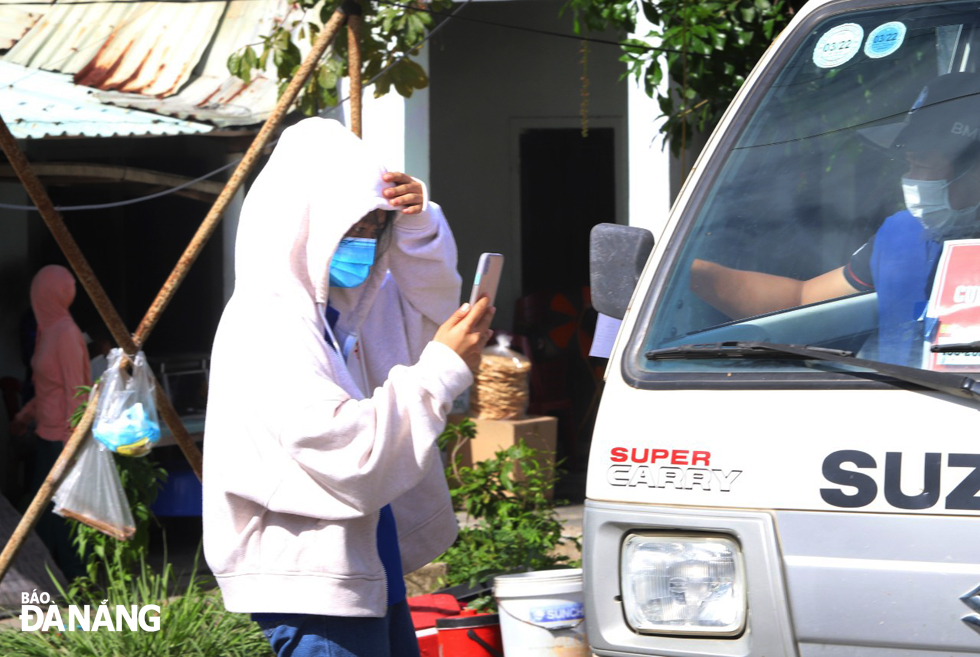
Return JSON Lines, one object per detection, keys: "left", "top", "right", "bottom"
{"left": 641, "top": 0, "right": 980, "bottom": 376}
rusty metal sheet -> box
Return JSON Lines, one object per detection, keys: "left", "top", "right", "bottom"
{"left": 2, "top": 0, "right": 324, "bottom": 129}
{"left": 98, "top": 73, "right": 278, "bottom": 127}
{"left": 96, "top": 0, "right": 299, "bottom": 126}
{"left": 0, "top": 0, "right": 53, "bottom": 51}
{"left": 8, "top": 3, "right": 150, "bottom": 74}
{"left": 5, "top": 0, "right": 225, "bottom": 97}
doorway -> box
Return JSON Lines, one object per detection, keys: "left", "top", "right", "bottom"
{"left": 519, "top": 127, "right": 615, "bottom": 294}
{"left": 515, "top": 127, "right": 617, "bottom": 483}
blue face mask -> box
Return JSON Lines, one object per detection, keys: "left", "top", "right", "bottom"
{"left": 328, "top": 237, "right": 376, "bottom": 288}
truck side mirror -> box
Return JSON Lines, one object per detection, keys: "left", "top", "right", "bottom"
{"left": 589, "top": 223, "right": 655, "bottom": 320}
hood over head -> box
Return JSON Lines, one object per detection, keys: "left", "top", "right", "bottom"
{"left": 30, "top": 265, "right": 76, "bottom": 331}
{"left": 233, "top": 118, "right": 399, "bottom": 311}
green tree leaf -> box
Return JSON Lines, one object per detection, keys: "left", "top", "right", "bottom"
{"left": 562, "top": 0, "right": 792, "bottom": 154}
{"left": 226, "top": 51, "right": 242, "bottom": 80}
{"left": 232, "top": 1, "right": 455, "bottom": 118}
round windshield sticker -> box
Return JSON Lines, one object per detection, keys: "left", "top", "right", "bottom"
{"left": 864, "top": 21, "right": 906, "bottom": 58}
{"left": 813, "top": 23, "right": 864, "bottom": 68}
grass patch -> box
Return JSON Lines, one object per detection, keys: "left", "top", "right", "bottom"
{"left": 0, "top": 553, "right": 271, "bottom": 657}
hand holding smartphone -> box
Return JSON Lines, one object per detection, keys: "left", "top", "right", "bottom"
{"left": 434, "top": 253, "right": 502, "bottom": 369}
{"left": 469, "top": 253, "right": 504, "bottom": 307}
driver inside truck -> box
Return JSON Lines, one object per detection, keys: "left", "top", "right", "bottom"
{"left": 689, "top": 71, "right": 980, "bottom": 365}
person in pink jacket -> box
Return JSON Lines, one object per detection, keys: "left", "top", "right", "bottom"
{"left": 11, "top": 265, "right": 91, "bottom": 441}
{"left": 203, "top": 118, "right": 494, "bottom": 657}
{"left": 10, "top": 264, "right": 90, "bottom": 579}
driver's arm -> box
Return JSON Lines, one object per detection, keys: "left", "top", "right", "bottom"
{"left": 690, "top": 260, "right": 859, "bottom": 319}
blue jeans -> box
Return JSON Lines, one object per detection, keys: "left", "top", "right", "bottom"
{"left": 253, "top": 601, "right": 420, "bottom": 657}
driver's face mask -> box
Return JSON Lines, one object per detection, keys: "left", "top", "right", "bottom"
{"left": 902, "top": 166, "right": 980, "bottom": 237}
{"left": 328, "top": 237, "right": 376, "bottom": 288}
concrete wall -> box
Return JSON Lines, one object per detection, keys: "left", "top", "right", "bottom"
{"left": 627, "top": 10, "right": 673, "bottom": 240}
{"left": 428, "top": 0, "right": 631, "bottom": 329}
{"left": 331, "top": 43, "right": 431, "bottom": 186}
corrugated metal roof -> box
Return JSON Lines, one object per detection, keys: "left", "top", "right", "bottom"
{"left": 0, "top": 0, "right": 304, "bottom": 132}
{"left": 95, "top": 0, "right": 291, "bottom": 127}
{"left": 5, "top": 0, "right": 226, "bottom": 97}
{"left": 0, "top": 0, "right": 53, "bottom": 51}
{"left": 0, "top": 60, "right": 213, "bottom": 138}
{"left": 5, "top": 3, "right": 140, "bottom": 74}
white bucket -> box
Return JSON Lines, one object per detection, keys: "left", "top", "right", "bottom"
{"left": 493, "top": 568, "right": 589, "bottom": 656}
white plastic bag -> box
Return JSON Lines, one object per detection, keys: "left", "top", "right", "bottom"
{"left": 53, "top": 434, "right": 135, "bottom": 541}
{"left": 92, "top": 349, "right": 161, "bottom": 457}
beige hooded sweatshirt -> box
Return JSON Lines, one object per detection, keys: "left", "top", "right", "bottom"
{"left": 202, "top": 118, "right": 472, "bottom": 617}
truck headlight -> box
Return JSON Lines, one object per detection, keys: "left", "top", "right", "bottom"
{"left": 621, "top": 534, "right": 746, "bottom": 636}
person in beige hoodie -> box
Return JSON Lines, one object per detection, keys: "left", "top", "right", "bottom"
{"left": 202, "top": 117, "right": 493, "bottom": 657}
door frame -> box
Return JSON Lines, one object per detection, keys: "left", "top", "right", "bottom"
{"left": 508, "top": 116, "right": 629, "bottom": 295}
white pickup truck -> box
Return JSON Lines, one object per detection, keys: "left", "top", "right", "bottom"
{"left": 583, "top": 0, "right": 980, "bottom": 653}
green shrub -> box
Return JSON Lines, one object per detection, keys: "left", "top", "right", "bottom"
{"left": 436, "top": 419, "right": 580, "bottom": 610}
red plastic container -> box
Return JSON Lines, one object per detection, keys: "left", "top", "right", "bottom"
{"left": 410, "top": 594, "right": 463, "bottom": 630}
{"left": 436, "top": 610, "right": 504, "bottom": 657}
{"left": 410, "top": 594, "right": 463, "bottom": 657}
{"left": 417, "top": 627, "right": 440, "bottom": 657}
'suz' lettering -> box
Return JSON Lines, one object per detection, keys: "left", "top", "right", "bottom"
{"left": 820, "top": 450, "right": 980, "bottom": 510}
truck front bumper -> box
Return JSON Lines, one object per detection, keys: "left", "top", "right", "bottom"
{"left": 583, "top": 500, "right": 798, "bottom": 657}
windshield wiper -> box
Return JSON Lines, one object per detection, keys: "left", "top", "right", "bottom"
{"left": 646, "top": 340, "right": 980, "bottom": 405}
{"left": 646, "top": 341, "right": 853, "bottom": 360}
{"left": 932, "top": 341, "right": 980, "bottom": 353}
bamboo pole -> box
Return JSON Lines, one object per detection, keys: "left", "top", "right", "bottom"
{"left": 133, "top": 6, "right": 350, "bottom": 346}
{"left": 0, "top": 117, "right": 204, "bottom": 482}
{"left": 347, "top": 6, "right": 363, "bottom": 138}
{"left": 0, "top": 388, "right": 100, "bottom": 585}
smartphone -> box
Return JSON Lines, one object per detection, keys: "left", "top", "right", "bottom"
{"left": 469, "top": 253, "right": 504, "bottom": 307}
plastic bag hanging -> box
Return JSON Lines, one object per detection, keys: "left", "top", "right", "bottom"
{"left": 469, "top": 333, "right": 531, "bottom": 420}
{"left": 53, "top": 434, "right": 135, "bottom": 541}
{"left": 92, "top": 349, "right": 161, "bottom": 457}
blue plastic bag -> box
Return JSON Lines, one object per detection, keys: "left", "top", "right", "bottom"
{"left": 92, "top": 349, "right": 161, "bottom": 457}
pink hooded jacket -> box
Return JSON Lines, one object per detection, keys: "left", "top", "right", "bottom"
{"left": 15, "top": 265, "right": 91, "bottom": 442}
{"left": 203, "top": 118, "right": 470, "bottom": 617}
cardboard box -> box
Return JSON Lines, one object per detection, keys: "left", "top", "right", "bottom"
{"left": 445, "top": 414, "right": 558, "bottom": 497}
